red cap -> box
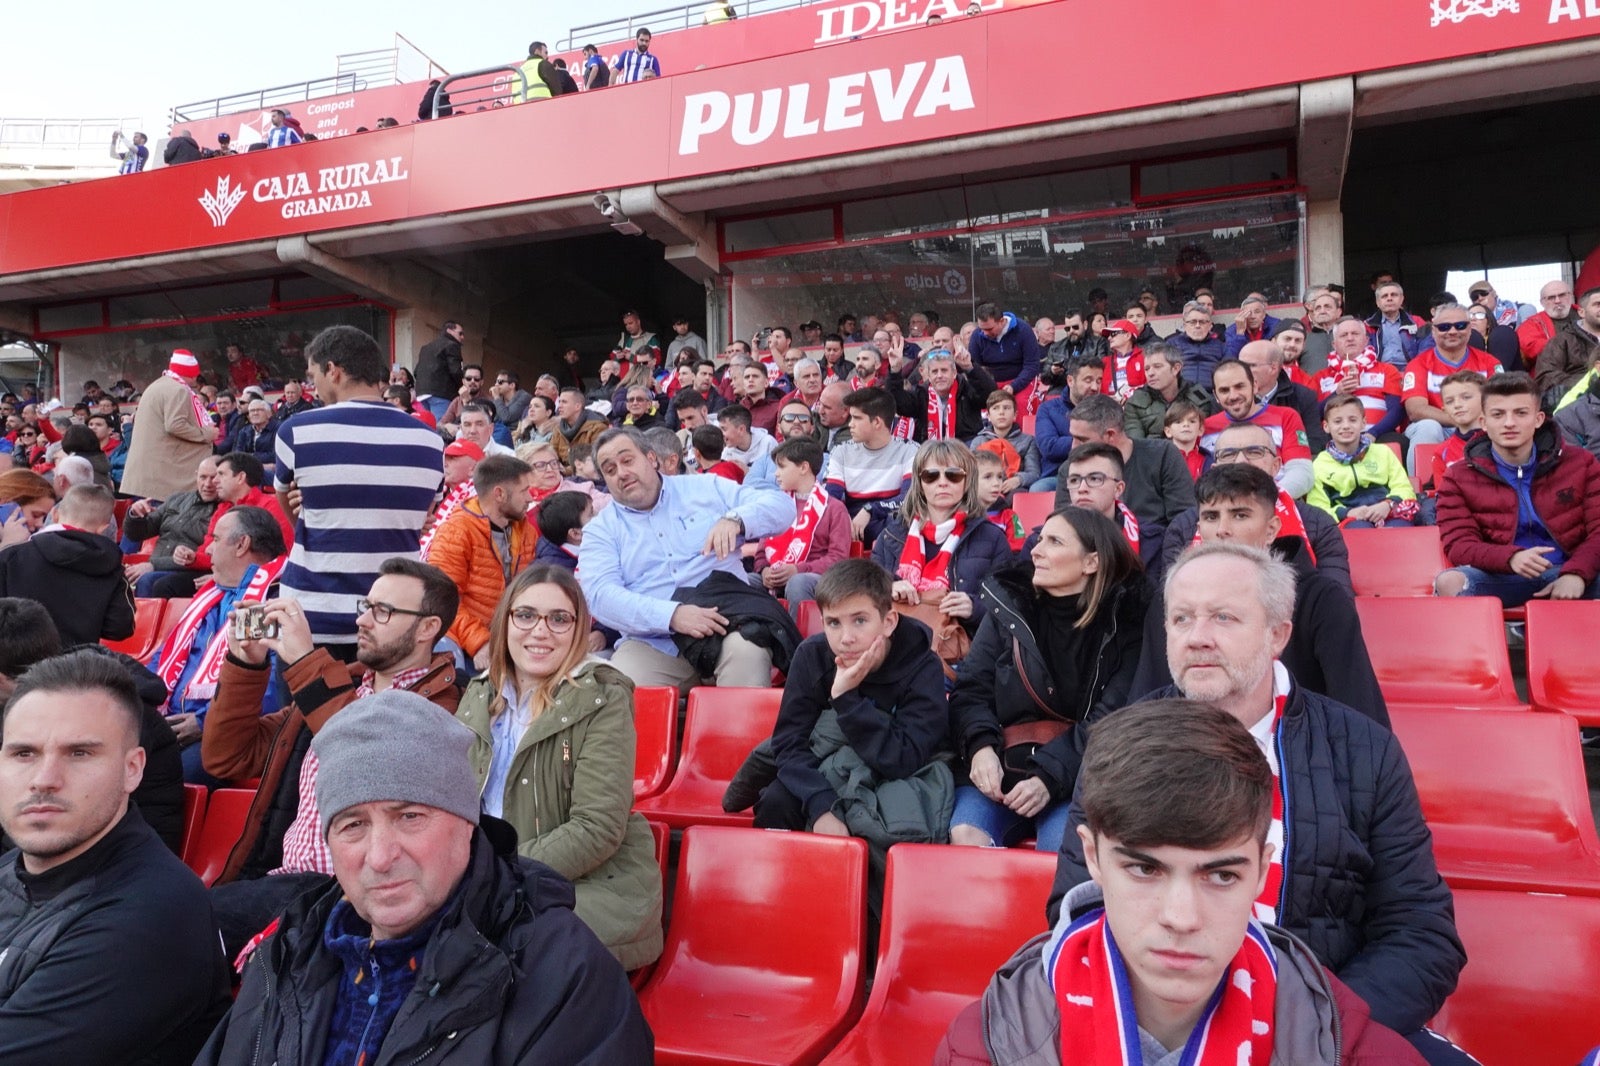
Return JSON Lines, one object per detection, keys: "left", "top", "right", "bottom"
{"left": 443, "top": 440, "right": 485, "bottom": 461}
{"left": 1101, "top": 319, "right": 1138, "bottom": 338}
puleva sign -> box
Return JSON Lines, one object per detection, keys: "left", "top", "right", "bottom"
{"left": 195, "top": 155, "right": 410, "bottom": 227}
{"left": 678, "top": 55, "right": 974, "bottom": 155}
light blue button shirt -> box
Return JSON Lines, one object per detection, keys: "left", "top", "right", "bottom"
{"left": 577, "top": 474, "right": 794, "bottom": 654}
{"left": 745, "top": 448, "right": 827, "bottom": 492}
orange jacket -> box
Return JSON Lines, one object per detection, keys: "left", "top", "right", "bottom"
{"left": 427, "top": 497, "right": 537, "bottom": 655}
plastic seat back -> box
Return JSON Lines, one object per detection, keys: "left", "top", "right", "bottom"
{"left": 822, "top": 844, "right": 1055, "bottom": 1065}
{"left": 632, "top": 686, "right": 678, "bottom": 800}
{"left": 179, "top": 783, "right": 208, "bottom": 866}
{"left": 633, "top": 687, "right": 782, "bottom": 828}
{"left": 1525, "top": 600, "right": 1600, "bottom": 726}
{"left": 1413, "top": 442, "right": 1445, "bottom": 490}
{"left": 103, "top": 598, "right": 168, "bottom": 659}
{"left": 1353, "top": 597, "right": 1520, "bottom": 706}
{"left": 1012, "top": 492, "right": 1055, "bottom": 534}
{"left": 186, "top": 787, "right": 256, "bottom": 888}
{"left": 152, "top": 598, "right": 192, "bottom": 655}
{"left": 639, "top": 826, "right": 868, "bottom": 1065}
{"left": 1389, "top": 706, "right": 1600, "bottom": 891}
{"left": 798, "top": 599, "right": 823, "bottom": 639}
{"left": 1431, "top": 887, "right": 1600, "bottom": 1066}
{"left": 1345, "top": 525, "right": 1446, "bottom": 597}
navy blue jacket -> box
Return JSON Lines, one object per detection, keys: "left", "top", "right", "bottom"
{"left": 1167, "top": 333, "right": 1228, "bottom": 387}
{"left": 967, "top": 312, "right": 1043, "bottom": 393}
{"left": 870, "top": 513, "right": 1015, "bottom": 633}
{"left": 1034, "top": 395, "right": 1078, "bottom": 468}
{"left": 1048, "top": 675, "right": 1464, "bottom": 1037}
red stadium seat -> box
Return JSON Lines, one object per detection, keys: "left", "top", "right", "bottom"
{"left": 798, "top": 599, "right": 823, "bottom": 639}
{"left": 1525, "top": 600, "right": 1600, "bottom": 727}
{"left": 1413, "top": 442, "right": 1444, "bottom": 491}
{"left": 638, "top": 827, "right": 869, "bottom": 1065}
{"left": 1012, "top": 491, "right": 1054, "bottom": 534}
{"left": 1389, "top": 706, "right": 1600, "bottom": 893}
{"left": 632, "top": 686, "right": 679, "bottom": 800}
{"left": 1353, "top": 597, "right": 1522, "bottom": 708}
{"left": 185, "top": 787, "right": 256, "bottom": 888}
{"left": 154, "top": 597, "right": 191, "bottom": 651}
{"left": 1381, "top": 440, "right": 1403, "bottom": 465}
{"left": 848, "top": 541, "right": 865, "bottom": 558}
{"left": 1344, "top": 525, "right": 1447, "bottom": 597}
{"left": 1431, "top": 887, "right": 1600, "bottom": 1066}
{"left": 629, "top": 819, "right": 675, "bottom": 993}
{"left": 633, "top": 687, "right": 782, "bottom": 828}
{"left": 179, "top": 783, "right": 208, "bottom": 866}
{"left": 821, "top": 844, "right": 1055, "bottom": 1066}
{"left": 102, "top": 598, "right": 168, "bottom": 659}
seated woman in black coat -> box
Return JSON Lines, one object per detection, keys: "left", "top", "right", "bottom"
{"left": 870, "top": 438, "right": 1014, "bottom": 636}
{"left": 946, "top": 506, "right": 1148, "bottom": 852}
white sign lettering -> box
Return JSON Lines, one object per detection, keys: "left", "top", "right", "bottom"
{"left": 678, "top": 56, "right": 974, "bottom": 155}
{"left": 198, "top": 155, "right": 409, "bottom": 228}
{"left": 814, "top": 0, "right": 988, "bottom": 44}
{"left": 1548, "top": 0, "right": 1600, "bottom": 20}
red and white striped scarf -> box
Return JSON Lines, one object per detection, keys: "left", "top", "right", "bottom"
{"left": 1253, "top": 660, "right": 1292, "bottom": 923}
{"left": 420, "top": 481, "right": 476, "bottom": 559}
{"left": 155, "top": 556, "right": 286, "bottom": 709}
{"left": 1117, "top": 502, "right": 1140, "bottom": 554}
{"left": 764, "top": 483, "right": 830, "bottom": 566}
{"left": 164, "top": 370, "right": 215, "bottom": 443}
{"left": 897, "top": 513, "right": 965, "bottom": 592}
{"left": 1048, "top": 904, "right": 1278, "bottom": 1066}
{"left": 926, "top": 381, "right": 959, "bottom": 440}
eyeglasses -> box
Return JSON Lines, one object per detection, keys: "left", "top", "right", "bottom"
{"left": 1065, "top": 472, "right": 1115, "bottom": 488}
{"left": 627, "top": 396, "right": 651, "bottom": 404}
{"left": 356, "top": 599, "right": 433, "bottom": 625}
{"left": 1184, "top": 318, "right": 1211, "bottom": 326}
{"left": 918, "top": 468, "right": 968, "bottom": 485}
{"left": 780, "top": 412, "right": 813, "bottom": 423}
{"left": 495, "top": 378, "right": 511, "bottom": 384}
{"left": 1432, "top": 321, "right": 1472, "bottom": 333}
{"left": 529, "top": 459, "right": 561, "bottom": 471}
{"left": 509, "top": 607, "right": 577, "bottom": 634}
{"left": 1469, "top": 291, "right": 1491, "bottom": 300}
{"left": 1214, "top": 445, "right": 1276, "bottom": 463}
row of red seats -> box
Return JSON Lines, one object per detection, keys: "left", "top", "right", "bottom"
{"left": 105, "top": 597, "right": 191, "bottom": 660}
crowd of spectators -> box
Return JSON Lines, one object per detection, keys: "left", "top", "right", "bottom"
{"left": 0, "top": 272, "right": 1594, "bottom": 1063}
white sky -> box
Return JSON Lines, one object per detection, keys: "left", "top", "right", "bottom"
{"left": 9, "top": 1, "right": 647, "bottom": 128}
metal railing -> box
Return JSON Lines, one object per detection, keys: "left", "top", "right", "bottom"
{"left": 558, "top": 0, "right": 808, "bottom": 49}
{"left": 431, "top": 67, "right": 527, "bottom": 119}
{"left": 0, "top": 117, "right": 146, "bottom": 151}
{"left": 170, "top": 34, "right": 448, "bottom": 124}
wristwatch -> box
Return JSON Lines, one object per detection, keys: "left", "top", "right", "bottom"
{"left": 720, "top": 510, "right": 744, "bottom": 532}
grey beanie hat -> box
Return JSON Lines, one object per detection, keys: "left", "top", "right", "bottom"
{"left": 312, "top": 689, "right": 481, "bottom": 840}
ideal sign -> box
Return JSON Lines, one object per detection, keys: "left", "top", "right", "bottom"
{"left": 813, "top": 0, "right": 1000, "bottom": 43}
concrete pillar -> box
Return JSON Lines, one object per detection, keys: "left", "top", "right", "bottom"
{"left": 1306, "top": 200, "right": 1346, "bottom": 290}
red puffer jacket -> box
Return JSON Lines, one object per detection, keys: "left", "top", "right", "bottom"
{"left": 1437, "top": 422, "right": 1600, "bottom": 582}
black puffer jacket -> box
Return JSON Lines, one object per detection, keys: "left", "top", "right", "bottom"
{"left": 1047, "top": 676, "right": 1464, "bottom": 1037}
{"left": 197, "top": 826, "right": 653, "bottom": 1065}
{"left": 947, "top": 563, "right": 1147, "bottom": 797}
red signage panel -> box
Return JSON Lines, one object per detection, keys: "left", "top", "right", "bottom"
{"left": 170, "top": 82, "right": 435, "bottom": 149}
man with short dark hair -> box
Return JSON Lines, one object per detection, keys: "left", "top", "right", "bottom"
{"left": 941, "top": 698, "right": 1427, "bottom": 1066}
{"left": 1053, "top": 394, "right": 1195, "bottom": 545}
{"left": 196, "top": 691, "right": 651, "bottom": 1064}
{"left": 276, "top": 326, "right": 445, "bottom": 657}
{"left": 185, "top": 452, "right": 294, "bottom": 574}
{"left": 969, "top": 300, "right": 1043, "bottom": 394}
{"left": 203, "top": 558, "right": 462, "bottom": 955}
{"left": 1364, "top": 280, "right": 1430, "bottom": 369}
{"left": 1203, "top": 358, "right": 1315, "bottom": 498}
{"left": 718, "top": 402, "right": 775, "bottom": 469}
{"left": 1034, "top": 357, "right": 1105, "bottom": 489}
{"left": 1059, "top": 542, "right": 1467, "bottom": 1066}
{"left": 0, "top": 648, "right": 231, "bottom": 1065}
{"left": 0, "top": 484, "right": 133, "bottom": 649}
{"left": 825, "top": 388, "right": 919, "bottom": 545}
{"left": 555, "top": 386, "right": 608, "bottom": 452}
{"left": 1121, "top": 341, "right": 1215, "bottom": 439}
{"left": 415, "top": 322, "right": 464, "bottom": 424}
{"left": 427, "top": 456, "right": 537, "bottom": 669}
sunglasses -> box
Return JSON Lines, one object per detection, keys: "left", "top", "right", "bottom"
{"left": 1432, "top": 322, "right": 1472, "bottom": 333}
{"left": 918, "top": 468, "right": 968, "bottom": 485}
{"left": 780, "top": 412, "right": 812, "bottom": 422}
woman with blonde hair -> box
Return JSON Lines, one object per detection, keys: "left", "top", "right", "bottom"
{"left": 0, "top": 468, "right": 56, "bottom": 546}
{"left": 456, "top": 564, "right": 662, "bottom": 970}
{"left": 870, "top": 438, "right": 1013, "bottom": 636}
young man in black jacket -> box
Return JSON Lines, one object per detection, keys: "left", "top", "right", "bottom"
{"left": 0, "top": 484, "right": 133, "bottom": 649}
{"left": 1052, "top": 541, "right": 1470, "bottom": 1066}
{"left": 0, "top": 649, "right": 231, "bottom": 1065}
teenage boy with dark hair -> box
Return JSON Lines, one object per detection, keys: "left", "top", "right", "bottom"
{"left": 969, "top": 389, "right": 1041, "bottom": 500}
{"left": 750, "top": 437, "right": 849, "bottom": 613}
{"left": 1436, "top": 370, "right": 1600, "bottom": 604}
{"left": 1426, "top": 370, "right": 1486, "bottom": 493}
{"left": 534, "top": 490, "right": 594, "bottom": 571}
{"left": 825, "top": 387, "right": 918, "bottom": 546}
{"left": 751, "top": 559, "right": 952, "bottom": 849}
{"left": 936, "top": 699, "right": 1427, "bottom": 1066}
{"left": 691, "top": 425, "right": 744, "bottom": 483}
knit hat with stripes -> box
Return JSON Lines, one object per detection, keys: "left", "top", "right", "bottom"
{"left": 168, "top": 349, "right": 201, "bottom": 378}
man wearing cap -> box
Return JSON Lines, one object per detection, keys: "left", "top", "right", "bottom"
{"left": 196, "top": 691, "right": 652, "bottom": 1064}
{"left": 207, "top": 132, "right": 236, "bottom": 157}
{"left": 121, "top": 349, "right": 217, "bottom": 500}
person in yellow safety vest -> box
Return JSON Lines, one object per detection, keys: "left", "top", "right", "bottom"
{"left": 519, "top": 41, "right": 561, "bottom": 102}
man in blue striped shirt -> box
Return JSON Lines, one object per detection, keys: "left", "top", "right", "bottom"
{"left": 612, "top": 29, "right": 662, "bottom": 84}
{"left": 111, "top": 130, "right": 148, "bottom": 174}
{"left": 265, "top": 110, "right": 303, "bottom": 148}
{"left": 275, "top": 327, "right": 444, "bottom": 656}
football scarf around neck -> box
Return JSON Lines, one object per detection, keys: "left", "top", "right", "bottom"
{"left": 1048, "top": 905, "right": 1279, "bottom": 1066}
{"left": 1254, "top": 659, "right": 1292, "bottom": 924}
{"left": 1117, "top": 502, "right": 1140, "bottom": 554}
{"left": 165, "top": 371, "right": 215, "bottom": 441}
{"left": 927, "top": 380, "right": 959, "bottom": 439}
{"left": 156, "top": 556, "right": 286, "bottom": 709}
{"left": 897, "top": 513, "right": 965, "bottom": 592}
{"left": 764, "top": 483, "right": 830, "bottom": 565}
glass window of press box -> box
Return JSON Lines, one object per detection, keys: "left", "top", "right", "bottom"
{"left": 31, "top": 276, "right": 392, "bottom": 401}
{"left": 720, "top": 146, "right": 1301, "bottom": 343}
